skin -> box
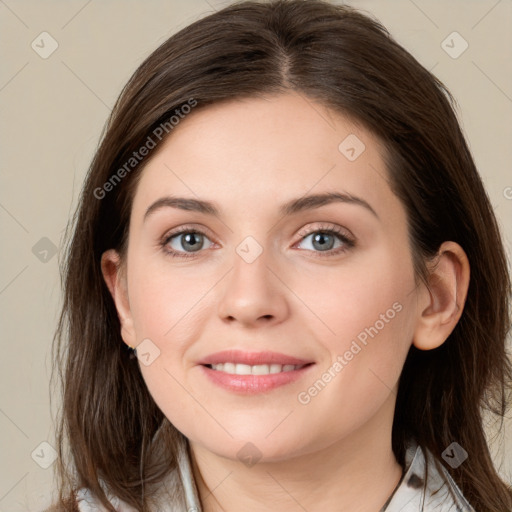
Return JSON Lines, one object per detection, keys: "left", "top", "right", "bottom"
{"left": 101, "top": 91, "right": 470, "bottom": 512}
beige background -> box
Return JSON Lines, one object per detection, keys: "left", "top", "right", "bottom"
{"left": 1, "top": 0, "right": 511, "bottom": 510}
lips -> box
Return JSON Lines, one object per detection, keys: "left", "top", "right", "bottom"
{"left": 197, "top": 350, "right": 316, "bottom": 394}
{"left": 197, "top": 349, "right": 314, "bottom": 367}
{"left": 200, "top": 361, "right": 315, "bottom": 394}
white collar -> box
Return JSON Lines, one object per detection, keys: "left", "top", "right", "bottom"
{"left": 380, "top": 439, "right": 475, "bottom": 511}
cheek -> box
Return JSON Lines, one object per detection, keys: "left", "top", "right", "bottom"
{"left": 127, "top": 258, "right": 210, "bottom": 342}
{"left": 127, "top": 266, "right": 207, "bottom": 430}
{"left": 292, "top": 244, "right": 414, "bottom": 350}
{"left": 295, "top": 246, "right": 415, "bottom": 404}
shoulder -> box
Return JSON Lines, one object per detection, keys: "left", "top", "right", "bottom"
{"left": 73, "top": 434, "right": 201, "bottom": 512}
{"left": 42, "top": 499, "right": 80, "bottom": 512}
{"left": 74, "top": 477, "right": 188, "bottom": 512}
{"left": 75, "top": 436, "right": 198, "bottom": 511}
{"left": 75, "top": 487, "right": 137, "bottom": 512}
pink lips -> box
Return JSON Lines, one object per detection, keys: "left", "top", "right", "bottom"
{"left": 197, "top": 350, "right": 315, "bottom": 394}
{"left": 198, "top": 349, "right": 313, "bottom": 366}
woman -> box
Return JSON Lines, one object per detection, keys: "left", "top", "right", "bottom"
{"left": 47, "top": 0, "right": 512, "bottom": 510}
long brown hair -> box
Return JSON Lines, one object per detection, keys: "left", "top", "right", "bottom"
{"left": 48, "top": 1, "right": 512, "bottom": 510}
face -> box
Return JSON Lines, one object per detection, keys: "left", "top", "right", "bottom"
{"left": 106, "top": 92, "right": 423, "bottom": 462}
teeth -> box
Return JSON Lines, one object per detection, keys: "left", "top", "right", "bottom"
{"left": 209, "top": 363, "right": 304, "bottom": 375}
{"left": 269, "top": 364, "right": 282, "bottom": 374}
{"left": 223, "top": 362, "right": 236, "bottom": 374}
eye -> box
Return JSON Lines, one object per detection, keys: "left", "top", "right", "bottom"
{"left": 295, "top": 224, "right": 355, "bottom": 257}
{"left": 161, "top": 226, "right": 215, "bottom": 259}
{"left": 160, "top": 223, "right": 355, "bottom": 260}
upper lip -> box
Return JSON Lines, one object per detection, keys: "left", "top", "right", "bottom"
{"left": 198, "top": 350, "right": 314, "bottom": 366}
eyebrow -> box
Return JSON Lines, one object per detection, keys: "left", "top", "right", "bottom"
{"left": 143, "top": 191, "right": 379, "bottom": 223}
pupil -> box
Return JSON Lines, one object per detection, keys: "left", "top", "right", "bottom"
{"left": 314, "top": 233, "right": 333, "bottom": 250}
{"left": 183, "top": 233, "right": 202, "bottom": 252}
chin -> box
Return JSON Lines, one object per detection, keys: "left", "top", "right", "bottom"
{"left": 197, "top": 430, "right": 312, "bottom": 464}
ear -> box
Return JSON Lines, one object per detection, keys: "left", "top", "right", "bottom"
{"left": 413, "top": 241, "right": 470, "bottom": 351}
{"left": 100, "top": 249, "right": 137, "bottom": 349}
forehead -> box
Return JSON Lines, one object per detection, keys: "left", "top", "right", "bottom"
{"left": 130, "top": 92, "right": 397, "bottom": 222}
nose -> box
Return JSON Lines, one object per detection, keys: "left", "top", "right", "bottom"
{"left": 217, "top": 247, "right": 289, "bottom": 328}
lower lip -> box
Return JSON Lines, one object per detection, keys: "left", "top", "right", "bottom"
{"left": 199, "top": 364, "right": 315, "bottom": 394}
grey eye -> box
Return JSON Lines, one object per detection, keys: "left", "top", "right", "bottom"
{"left": 298, "top": 231, "right": 344, "bottom": 252}
{"left": 167, "top": 232, "right": 213, "bottom": 253}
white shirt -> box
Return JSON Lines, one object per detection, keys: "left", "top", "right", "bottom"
{"left": 76, "top": 436, "right": 475, "bottom": 511}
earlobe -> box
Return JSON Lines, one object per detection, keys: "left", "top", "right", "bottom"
{"left": 412, "top": 241, "right": 470, "bottom": 351}
{"left": 100, "top": 249, "right": 137, "bottom": 349}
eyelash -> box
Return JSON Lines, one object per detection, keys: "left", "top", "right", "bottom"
{"left": 160, "top": 223, "right": 355, "bottom": 260}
